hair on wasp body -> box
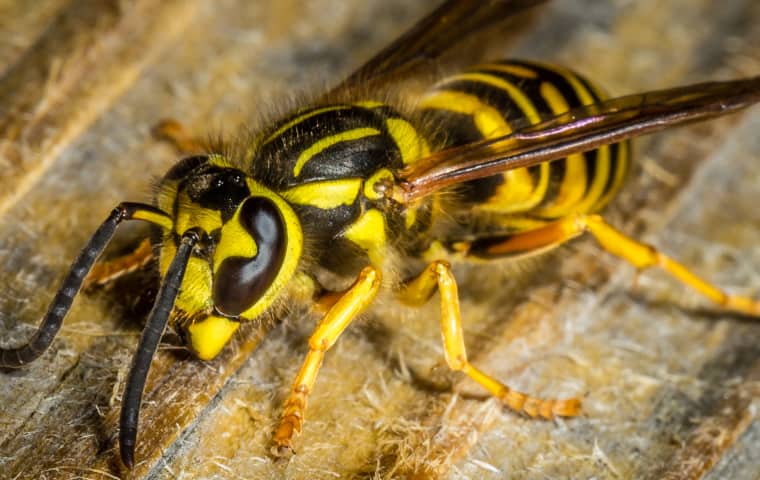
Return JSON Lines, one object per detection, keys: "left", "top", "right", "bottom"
{"left": 1, "top": 0, "right": 760, "bottom": 476}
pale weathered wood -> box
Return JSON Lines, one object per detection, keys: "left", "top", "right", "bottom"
{"left": 1, "top": 1, "right": 759, "bottom": 479}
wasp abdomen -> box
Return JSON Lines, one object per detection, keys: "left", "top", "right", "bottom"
{"left": 419, "top": 60, "right": 630, "bottom": 227}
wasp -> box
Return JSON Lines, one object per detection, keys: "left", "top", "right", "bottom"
{"left": 1, "top": 0, "right": 760, "bottom": 472}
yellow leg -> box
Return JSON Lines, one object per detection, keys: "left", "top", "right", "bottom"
{"left": 152, "top": 118, "right": 205, "bottom": 154}
{"left": 400, "top": 261, "right": 581, "bottom": 419}
{"left": 272, "top": 266, "right": 382, "bottom": 455}
{"left": 469, "top": 213, "right": 760, "bottom": 316}
{"left": 83, "top": 238, "right": 153, "bottom": 289}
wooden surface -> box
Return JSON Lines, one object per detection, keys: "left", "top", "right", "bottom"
{"left": 1, "top": 1, "right": 760, "bottom": 479}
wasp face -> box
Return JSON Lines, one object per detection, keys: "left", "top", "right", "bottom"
{"left": 157, "top": 155, "right": 304, "bottom": 360}
{"left": 211, "top": 196, "right": 288, "bottom": 317}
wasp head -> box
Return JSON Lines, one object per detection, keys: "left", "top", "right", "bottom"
{"left": 157, "top": 155, "right": 303, "bottom": 359}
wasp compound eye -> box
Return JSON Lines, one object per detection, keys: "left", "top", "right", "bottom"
{"left": 213, "top": 196, "right": 287, "bottom": 317}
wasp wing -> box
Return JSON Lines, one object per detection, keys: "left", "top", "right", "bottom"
{"left": 397, "top": 76, "right": 760, "bottom": 201}
{"left": 328, "top": 0, "right": 549, "bottom": 95}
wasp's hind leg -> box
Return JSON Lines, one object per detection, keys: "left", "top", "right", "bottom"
{"left": 464, "top": 213, "right": 760, "bottom": 317}
{"left": 83, "top": 238, "right": 154, "bottom": 290}
{"left": 152, "top": 118, "right": 206, "bottom": 154}
{"left": 399, "top": 261, "right": 582, "bottom": 419}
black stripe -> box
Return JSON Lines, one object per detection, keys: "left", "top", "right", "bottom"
{"left": 252, "top": 105, "right": 405, "bottom": 188}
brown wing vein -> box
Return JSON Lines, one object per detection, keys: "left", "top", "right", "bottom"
{"left": 398, "top": 76, "right": 760, "bottom": 201}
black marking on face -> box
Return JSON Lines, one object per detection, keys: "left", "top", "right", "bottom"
{"left": 185, "top": 167, "right": 251, "bottom": 222}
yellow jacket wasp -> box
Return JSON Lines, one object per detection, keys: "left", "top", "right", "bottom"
{"left": 1, "top": 0, "right": 759, "bottom": 472}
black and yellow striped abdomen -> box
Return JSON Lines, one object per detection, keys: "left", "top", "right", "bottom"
{"left": 419, "top": 60, "right": 630, "bottom": 230}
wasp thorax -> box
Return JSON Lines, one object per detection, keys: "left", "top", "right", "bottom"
{"left": 212, "top": 196, "right": 287, "bottom": 317}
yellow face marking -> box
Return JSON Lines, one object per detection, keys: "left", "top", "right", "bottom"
{"left": 237, "top": 179, "right": 303, "bottom": 320}
{"left": 211, "top": 212, "right": 258, "bottom": 275}
{"left": 293, "top": 127, "right": 381, "bottom": 177}
{"left": 132, "top": 209, "right": 173, "bottom": 231}
{"left": 174, "top": 191, "right": 223, "bottom": 235}
{"left": 187, "top": 315, "right": 241, "bottom": 360}
{"left": 263, "top": 105, "right": 351, "bottom": 145}
{"left": 160, "top": 242, "right": 213, "bottom": 315}
{"left": 282, "top": 178, "right": 362, "bottom": 209}
{"left": 155, "top": 182, "right": 178, "bottom": 220}
{"left": 385, "top": 117, "right": 429, "bottom": 164}
{"left": 341, "top": 208, "right": 387, "bottom": 266}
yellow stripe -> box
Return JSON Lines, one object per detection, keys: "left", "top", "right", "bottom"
{"left": 385, "top": 117, "right": 429, "bottom": 164}
{"left": 132, "top": 208, "right": 173, "bottom": 231}
{"left": 342, "top": 209, "right": 387, "bottom": 266}
{"left": 421, "top": 89, "right": 547, "bottom": 214}
{"left": 573, "top": 146, "right": 611, "bottom": 213}
{"left": 441, "top": 72, "right": 542, "bottom": 124}
{"left": 354, "top": 100, "right": 386, "bottom": 108}
{"left": 474, "top": 63, "right": 538, "bottom": 78}
{"left": 282, "top": 178, "right": 362, "bottom": 209}
{"left": 593, "top": 141, "right": 630, "bottom": 211}
{"left": 293, "top": 127, "right": 381, "bottom": 177}
{"left": 419, "top": 90, "right": 512, "bottom": 137}
{"left": 213, "top": 210, "right": 258, "bottom": 266}
{"left": 519, "top": 61, "right": 594, "bottom": 98}
{"left": 533, "top": 81, "right": 587, "bottom": 218}
{"left": 263, "top": 105, "right": 351, "bottom": 145}
{"left": 532, "top": 63, "right": 625, "bottom": 214}
{"left": 175, "top": 192, "right": 222, "bottom": 235}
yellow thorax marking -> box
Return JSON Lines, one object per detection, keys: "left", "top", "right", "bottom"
{"left": 342, "top": 208, "right": 387, "bottom": 266}
{"left": 293, "top": 127, "right": 381, "bottom": 177}
{"left": 385, "top": 117, "right": 429, "bottom": 164}
{"left": 282, "top": 178, "right": 362, "bottom": 209}
{"left": 263, "top": 105, "right": 352, "bottom": 145}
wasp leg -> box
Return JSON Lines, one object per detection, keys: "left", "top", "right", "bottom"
{"left": 400, "top": 261, "right": 581, "bottom": 419}
{"left": 272, "top": 266, "right": 381, "bottom": 455}
{"left": 83, "top": 238, "right": 154, "bottom": 289}
{"left": 152, "top": 118, "right": 205, "bottom": 154}
{"left": 466, "top": 213, "right": 760, "bottom": 316}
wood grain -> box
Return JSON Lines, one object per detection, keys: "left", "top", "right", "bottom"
{"left": 1, "top": 1, "right": 759, "bottom": 479}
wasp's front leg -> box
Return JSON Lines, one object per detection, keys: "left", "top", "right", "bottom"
{"left": 272, "top": 266, "right": 381, "bottom": 455}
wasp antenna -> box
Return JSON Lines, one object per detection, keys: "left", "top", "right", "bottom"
{"left": 0, "top": 203, "right": 170, "bottom": 368}
{"left": 119, "top": 229, "right": 199, "bottom": 469}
